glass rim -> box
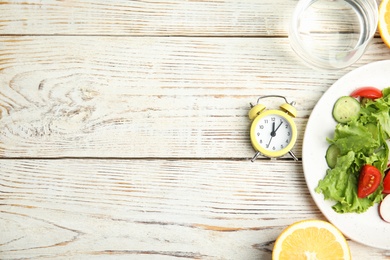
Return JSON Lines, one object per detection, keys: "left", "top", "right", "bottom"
{"left": 289, "top": 0, "right": 379, "bottom": 70}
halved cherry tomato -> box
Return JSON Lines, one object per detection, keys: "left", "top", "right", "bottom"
{"left": 383, "top": 171, "right": 390, "bottom": 194}
{"left": 350, "top": 87, "right": 383, "bottom": 100}
{"left": 357, "top": 164, "right": 381, "bottom": 198}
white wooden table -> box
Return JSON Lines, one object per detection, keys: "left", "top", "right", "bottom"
{"left": 1, "top": 1, "right": 390, "bottom": 259}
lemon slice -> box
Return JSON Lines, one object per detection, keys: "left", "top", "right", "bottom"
{"left": 272, "top": 219, "right": 351, "bottom": 260}
{"left": 379, "top": 0, "right": 390, "bottom": 48}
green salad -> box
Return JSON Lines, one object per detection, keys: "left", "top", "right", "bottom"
{"left": 316, "top": 87, "right": 390, "bottom": 213}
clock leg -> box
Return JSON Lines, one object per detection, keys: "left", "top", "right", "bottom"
{"left": 289, "top": 151, "right": 299, "bottom": 161}
{"left": 251, "top": 151, "right": 261, "bottom": 162}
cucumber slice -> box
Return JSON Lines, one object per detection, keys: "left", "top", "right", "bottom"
{"left": 332, "top": 96, "right": 360, "bottom": 123}
{"left": 325, "top": 144, "right": 341, "bottom": 169}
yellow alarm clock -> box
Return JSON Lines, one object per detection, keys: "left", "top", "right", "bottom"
{"left": 248, "top": 95, "right": 298, "bottom": 162}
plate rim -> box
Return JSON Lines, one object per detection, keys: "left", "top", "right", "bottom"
{"left": 302, "top": 60, "right": 390, "bottom": 250}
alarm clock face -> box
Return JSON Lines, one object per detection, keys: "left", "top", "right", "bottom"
{"left": 251, "top": 112, "right": 296, "bottom": 155}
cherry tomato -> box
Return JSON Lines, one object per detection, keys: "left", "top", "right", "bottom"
{"left": 350, "top": 87, "right": 383, "bottom": 100}
{"left": 357, "top": 165, "right": 381, "bottom": 198}
{"left": 383, "top": 171, "right": 390, "bottom": 194}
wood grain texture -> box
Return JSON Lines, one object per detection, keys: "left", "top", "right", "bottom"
{"left": 1, "top": 36, "right": 390, "bottom": 158}
{"left": 0, "top": 0, "right": 295, "bottom": 36}
{"left": 2, "top": 0, "right": 390, "bottom": 259}
{"left": 1, "top": 159, "right": 387, "bottom": 259}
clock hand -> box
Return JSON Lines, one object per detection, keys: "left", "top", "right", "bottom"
{"left": 267, "top": 122, "right": 275, "bottom": 148}
{"left": 270, "top": 121, "right": 277, "bottom": 137}
{"left": 267, "top": 135, "right": 273, "bottom": 148}
{"left": 273, "top": 121, "right": 283, "bottom": 134}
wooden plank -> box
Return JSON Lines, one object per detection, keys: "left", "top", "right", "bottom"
{"left": 0, "top": 158, "right": 384, "bottom": 259}
{"left": 0, "top": 0, "right": 296, "bottom": 36}
{"left": 1, "top": 36, "right": 389, "bottom": 158}
{"left": 1, "top": 0, "right": 378, "bottom": 37}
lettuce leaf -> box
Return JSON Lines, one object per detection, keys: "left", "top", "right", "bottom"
{"left": 316, "top": 87, "right": 390, "bottom": 213}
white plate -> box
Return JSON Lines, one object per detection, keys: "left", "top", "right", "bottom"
{"left": 302, "top": 60, "right": 390, "bottom": 249}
